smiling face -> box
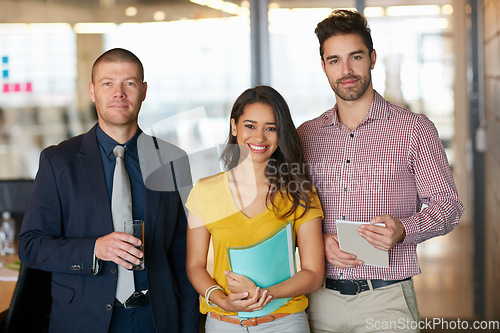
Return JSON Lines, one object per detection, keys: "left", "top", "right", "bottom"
{"left": 321, "top": 33, "right": 376, "bottom": 102}
{"left": 231, "top": 102, "right": 278, "bottom": 165}
{"left": 89, "top": 60, "right": 147, "bottom": 134}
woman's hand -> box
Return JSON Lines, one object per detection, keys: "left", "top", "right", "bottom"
{"left": 187, "top": 215, "right": 272, "bottom": 312}
{"left": 221, "top": 271, "right": 272, "bottom": 312}
{"left": 219, "top": 288, "right": 272, "bottom": 313}
{"left": 225, "top": 271, "right": 259, "bottom": 297}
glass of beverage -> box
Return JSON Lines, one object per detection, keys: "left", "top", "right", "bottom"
{"left": 124, "top": 219, "right": 145, "bottom": 271}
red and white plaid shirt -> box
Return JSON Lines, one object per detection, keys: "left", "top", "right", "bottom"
{"left": 297, "top": 91, "right": 464, "bottom": 280}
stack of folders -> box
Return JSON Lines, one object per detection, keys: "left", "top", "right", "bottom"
{"left": 226, "top": 222, "right": 295, "bottom": 318}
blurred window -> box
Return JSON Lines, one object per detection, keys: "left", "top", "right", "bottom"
{"left": 0, "top": 23, "right": 76, "bottom": 178}
{"left": 0, "top": 1, "right": 456, "bottom": 180}
{"left": 269, "top": 1, "right": 455, "bottom": 164}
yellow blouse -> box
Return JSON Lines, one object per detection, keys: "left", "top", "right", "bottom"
{"left": 185, "top": 171, "right": 324, "bottom": 316}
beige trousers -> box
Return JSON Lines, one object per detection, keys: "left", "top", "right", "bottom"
{"left": 307, "top": 279, "right": 420, "bottom": 333}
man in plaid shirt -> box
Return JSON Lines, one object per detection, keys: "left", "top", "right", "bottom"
{"left": 298, "top": 9, "right": 464, "bottom": 333}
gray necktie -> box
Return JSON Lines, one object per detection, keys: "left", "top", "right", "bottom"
{"left": 112, "top": 145, "right": 135, "bottom": 303}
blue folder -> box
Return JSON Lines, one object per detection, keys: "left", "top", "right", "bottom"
{"left": 226, "top": 222, "right": 296, "bottom": 318}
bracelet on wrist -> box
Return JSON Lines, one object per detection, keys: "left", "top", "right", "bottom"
{"left": 204, "top": 285, "right": 224, "bottom": 308}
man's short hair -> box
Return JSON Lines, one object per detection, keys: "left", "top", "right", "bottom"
{"left": 91, "top": 48, "right": 144, "bottom": 83}
{"left": 315, "top": 9, "right": 374, "bottom": 60}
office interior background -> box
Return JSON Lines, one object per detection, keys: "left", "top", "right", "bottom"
{"left": 0, "top": 0, "right": 498, "bottom": 326}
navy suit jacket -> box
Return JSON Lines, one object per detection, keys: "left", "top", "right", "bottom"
{"left": 18, "top": 124, "right": 199, "bottom": 333}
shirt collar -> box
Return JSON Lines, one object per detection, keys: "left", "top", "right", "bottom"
{"left": 96, "top": 124, "right": 141, "bottom": 158}
{"left": 321, "top": 90, "right": 389, "bottom": 128}
{"left": 369, "top": 90, "right": 390, "bottom": 121}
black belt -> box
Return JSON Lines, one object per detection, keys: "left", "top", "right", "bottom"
{"left": 325, "top": 277, "right": 411, "bottom": 295}
{"left": 115, "top": 291, "right": 149, "bottom": 309}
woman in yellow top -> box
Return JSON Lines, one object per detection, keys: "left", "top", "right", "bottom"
{"left": 186, "top": 85, "right": 324, "bottom": 332}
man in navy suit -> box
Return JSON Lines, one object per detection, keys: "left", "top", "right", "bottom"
{"left": 18, "top": 48, "right": 199, "bottom": 333}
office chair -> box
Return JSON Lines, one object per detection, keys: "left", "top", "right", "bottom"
{"left": 4, "top": 263, "right": 51, "bottom": 333}
{"left": 0, "top": 179, "right": 51, "bottom": 332}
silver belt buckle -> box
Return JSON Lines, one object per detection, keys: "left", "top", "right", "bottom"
{"left": 123, "top": 290, "right": 148, "bottom": 309}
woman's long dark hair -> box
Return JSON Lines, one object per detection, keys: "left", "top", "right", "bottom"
{"left": 221, "top": 85, "right": 316, "bottom": 219}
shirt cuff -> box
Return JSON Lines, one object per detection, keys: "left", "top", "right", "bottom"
{"left": 399, "top": 216, "right": 420, "bottom": 245}
{"left": 92, "top": 246, "right": 101, "bottom": 275}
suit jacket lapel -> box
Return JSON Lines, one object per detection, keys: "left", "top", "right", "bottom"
{"left": 78, "top": 125, "right": 114, "bottom": 234}
{"left": 138, "top": 134, "right": 168, "bottom": 261}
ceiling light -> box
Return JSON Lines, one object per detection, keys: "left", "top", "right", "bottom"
{"left": 30, "top": 23, "right": 72, "bottom": 32}
{"left": 0, "top": 24, "right": 30, "bottom": 33}
{"left": 154, "top": 11, "right": 166, "bottom": 21}
{"left": 442, "top": 4, "right": 453, "bottom": 15}
{"left": 73, "top": 23, "right": 117, "bottom": 34}
{"left": 386, "top": 5, "right": 441, "bottom": 17}
{"left": 364, "top": 7, "right": 384, "bottom": 17}
{"left": 268, "top": 2, "right": 280, "bottom": 10}
{"left": 125, "top": 7, "right": 138, "bottom": 17}
{"left": 190, "top": 0, "right": 247, "bottom": 16}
